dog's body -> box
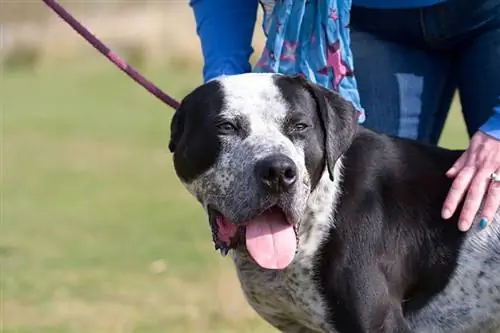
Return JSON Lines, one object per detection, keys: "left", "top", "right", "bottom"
{"left": 169, "top": 73, "right": 500, "bottom": 333}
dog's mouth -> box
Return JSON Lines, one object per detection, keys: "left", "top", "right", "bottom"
{"left": 208, "top": 205, "right": 299, "bottom": 270}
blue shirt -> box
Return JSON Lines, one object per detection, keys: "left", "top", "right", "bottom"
{"left": 190, "top": 0, "right": 500, "bottom": 139}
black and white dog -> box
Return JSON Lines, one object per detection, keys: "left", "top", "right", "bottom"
{"left": 169, "top": 73, "right": 500, "bottom": 333}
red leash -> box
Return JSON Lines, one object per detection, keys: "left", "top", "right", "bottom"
{"left": 41, "top": 0, "right": 181, "bottom": 110}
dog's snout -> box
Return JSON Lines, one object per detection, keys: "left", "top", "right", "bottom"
{"left": 255, "top": 154, "right": 298, "bottom": 193}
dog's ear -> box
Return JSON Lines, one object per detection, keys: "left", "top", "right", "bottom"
{"left": 168, "top": 105, "right": 185, "bottom": 153}
{"left": 294, "top": 76, "right": 359, "bottom": 181}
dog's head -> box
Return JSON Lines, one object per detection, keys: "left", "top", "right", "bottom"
{"left": 169, "top": 73, "right": 358, "bottom": 269}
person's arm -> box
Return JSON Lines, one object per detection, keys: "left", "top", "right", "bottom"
{"left": 190, "top": 0, "right": 259, "bottom": 82}
{"left": 479, "top": 100, "right": 500, "bottom": 139}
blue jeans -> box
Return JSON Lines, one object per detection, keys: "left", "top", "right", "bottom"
{"left": 350, "top": 0, "right": 500, "bottom": 144}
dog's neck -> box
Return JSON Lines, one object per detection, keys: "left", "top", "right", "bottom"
{"left": 296, "top": 159, "right": 343, "bottom": 260}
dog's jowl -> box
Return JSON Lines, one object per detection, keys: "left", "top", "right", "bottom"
{"left": 169, "top": 73, "right": 500, "bottom": 333}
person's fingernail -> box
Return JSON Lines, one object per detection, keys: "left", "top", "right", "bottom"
{"left": 459, "top": 220, "right": 469, "bottom": 232}
{"left": 442, "top": 209, "right": 451, "bottom": 219}
{"left": 479, "top": 218, "right": 488, "bottom": 230}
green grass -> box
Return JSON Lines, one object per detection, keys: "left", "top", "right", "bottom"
{"left": 1, "top": 62, "right": 468, "bottom": 333}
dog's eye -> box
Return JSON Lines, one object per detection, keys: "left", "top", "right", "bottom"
{"left": 292, "top": 123, "right": 309, "bottom": 132}
{"left": 216, "top": 121, "right": 237, "bottom": 134}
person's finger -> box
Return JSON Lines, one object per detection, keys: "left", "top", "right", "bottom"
{"left": 479, "top": 171, "right": 500, "bottom": 229}
{"left": 442, "top": 166, "right": 476, "bottom": 220}
{"left": 446, "top": 151, "right": 469, "bottom": 178}
{"left": 457, "top": 170, "right": 492, "bottom": 231}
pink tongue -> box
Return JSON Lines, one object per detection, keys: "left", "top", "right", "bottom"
{"left": 245, "top": 209, "right": 296, "bottom": 270}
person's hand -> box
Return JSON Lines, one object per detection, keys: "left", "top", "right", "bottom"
{"left": 441, "top": 131, "right": 500, "bottom": 231}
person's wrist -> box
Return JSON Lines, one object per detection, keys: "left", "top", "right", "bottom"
{"left": 479, "top": 110, "right": 500, "bottom": 140}
{"left": 203, "top": 60, "right": 251, "bottom": 83}
{"left": 207, "top": 74, "right": 227, "bottom": 83}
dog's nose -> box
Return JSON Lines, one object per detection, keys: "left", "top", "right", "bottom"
{"left": 255, "top": 154, "right": 298, "bottom": 193}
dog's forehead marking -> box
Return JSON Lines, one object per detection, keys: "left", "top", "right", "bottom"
{"left": 217, "top": 73, "right": 307, "bottom": 178}
{"left": 218, "top": 73, "right": 289, "bottom": 130}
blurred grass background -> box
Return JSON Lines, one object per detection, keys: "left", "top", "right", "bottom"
{"left": 1, "top": 1, "right": 469, "bottom": 332}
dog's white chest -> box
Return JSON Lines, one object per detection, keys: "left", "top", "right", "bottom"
{"left": 233, "top": 252, "right": 333, "bottom": 333}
